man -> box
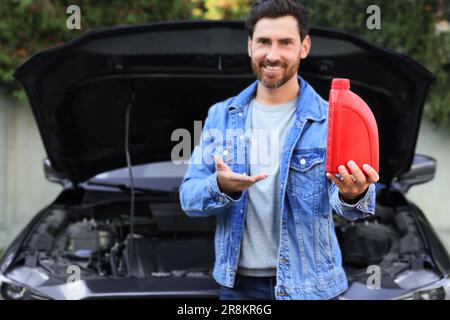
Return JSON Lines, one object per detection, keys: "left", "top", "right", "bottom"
{"left": 179, "top": 0, "right": 379, "bottom": 300}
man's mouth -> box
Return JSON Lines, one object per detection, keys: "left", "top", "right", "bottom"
{"left": 263, "top": 65, "right": 283, "bottom": 71}
{"left": 261, "top": 63, "right": 285, "bottom": 73}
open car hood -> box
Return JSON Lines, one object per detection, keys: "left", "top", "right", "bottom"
{"left": 14, "top": 20, "right": 434, "bottom": 185}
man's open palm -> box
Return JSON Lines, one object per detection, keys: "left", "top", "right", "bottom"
{"left": 215, "top": 156, "right": 268, "bottom": 194}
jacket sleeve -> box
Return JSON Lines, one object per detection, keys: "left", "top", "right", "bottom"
{"left": 179, "top": 103, "right": 243, "bottom": 218}
{"left": 327, "top": 177, "right": 376, "bottom": 221}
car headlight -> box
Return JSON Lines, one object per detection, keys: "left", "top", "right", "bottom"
{"left": 395, "top": 275, "right": 450, "bottom": 300}
{"left": 0, "top": 270, "right": 50, "bottom": 300}
{"left": 0, "top": 282, "right": 28, "bottom": 300}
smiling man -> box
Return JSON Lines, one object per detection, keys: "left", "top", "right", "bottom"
{"left": 179, "top": 0, "right": 379, "bottom": 300}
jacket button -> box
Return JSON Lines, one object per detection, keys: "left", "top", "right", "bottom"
{"left": 300, "top": 158, "right": 306, "bottom": 165}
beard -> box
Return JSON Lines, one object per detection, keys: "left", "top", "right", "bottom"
{"left": 251, "top": 58, "right": 300, "bottom": 89}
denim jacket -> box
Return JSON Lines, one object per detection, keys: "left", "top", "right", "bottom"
{"left": 179, "top": 76, "right": 376, "bottom": 300}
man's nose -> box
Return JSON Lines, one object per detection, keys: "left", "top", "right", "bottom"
{"left": 266, "top": 45, "right": 281, "bottom": 62}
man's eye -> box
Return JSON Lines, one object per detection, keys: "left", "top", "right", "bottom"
{"left": 281, "top": 40, "right": 292, "bottom": 45}
{"left": 258, "top": 39, "right": 269, "bottom": 44}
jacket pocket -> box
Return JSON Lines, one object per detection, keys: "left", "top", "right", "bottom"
{"left": 288, "top": 149, "right": 325, "bottom": 200}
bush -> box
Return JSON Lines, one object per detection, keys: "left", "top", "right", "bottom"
{"left": 0, "top": 0, "right": 194, "bottom": 100}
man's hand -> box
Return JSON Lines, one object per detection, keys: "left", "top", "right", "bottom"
{"left": 215, "top": 156, "right": 268, "bottom": 194}
{"left": 326, "top": 160, "right": 379, "bottom": 203}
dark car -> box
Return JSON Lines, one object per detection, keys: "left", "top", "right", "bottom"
{"left": 0, "top": 21, "right": 449, "bottom": 300}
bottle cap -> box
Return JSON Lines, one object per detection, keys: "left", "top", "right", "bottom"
{"left": 331, "top": 78, "right": 350, "bottom": 90}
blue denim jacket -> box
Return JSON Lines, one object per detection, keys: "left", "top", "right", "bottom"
{"left": 179, "top": 76, "right": 376, "bottom": 300}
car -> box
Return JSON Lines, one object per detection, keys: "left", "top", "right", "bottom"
{"left": 0, "top": 20, "right": 449, "bottom": 300}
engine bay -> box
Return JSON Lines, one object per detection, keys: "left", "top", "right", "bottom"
{"left": 11, "top": 188, "right": 441, "bottom": 292}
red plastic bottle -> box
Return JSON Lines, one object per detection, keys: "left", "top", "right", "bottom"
{"left": 326, "top": 78, "right": 379, "bottom": 174}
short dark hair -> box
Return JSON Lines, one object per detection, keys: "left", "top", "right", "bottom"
{"left": 245, "top": 0, "right": 309, "bottom": 41}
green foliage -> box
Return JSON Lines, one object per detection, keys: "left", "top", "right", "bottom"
{"left": 0, "top": 0, "right": 193, "bottom": 100}
{"left": 0, "top": 0, "right": 449, "bottom": 128}
{"left": 191, "top": 0, "right": 251, "bottom": 19}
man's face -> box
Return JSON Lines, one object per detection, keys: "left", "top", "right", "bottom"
{"left": 248, "top": 15, "right": 310, "bottom": 89}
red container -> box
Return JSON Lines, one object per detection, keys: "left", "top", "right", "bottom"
{"left": 326, "top": 78, "right": 379, "bottom": 174}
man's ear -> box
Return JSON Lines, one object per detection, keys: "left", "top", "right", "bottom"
{"left": 247, "top": 36, "right": 252, "bottom": 58}
{"left": 300, "top": 35, "right": 311, "bottom": 59}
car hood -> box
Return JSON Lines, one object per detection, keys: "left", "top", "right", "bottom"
{"left": 14, "top": 20, "right": 434, "bottom": 185}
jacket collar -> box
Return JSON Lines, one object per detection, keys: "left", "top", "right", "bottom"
{"left": 227, "top": 75, "right": 326, "bottom": 122}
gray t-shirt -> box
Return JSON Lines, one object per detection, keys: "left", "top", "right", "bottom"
{"left": 237, "top": 97, "right": 297, "bottom": 277}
